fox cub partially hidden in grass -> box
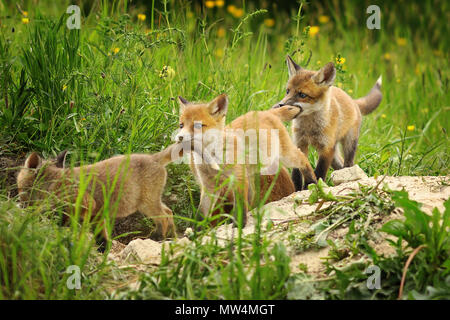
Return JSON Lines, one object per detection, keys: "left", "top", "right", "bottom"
{"left": 273, "top": 55, "right": 382, "bottom": 191}
{"left": 17, "top": 145, "right": 181, "bottom": 240}
{"left": 176, "top": 94, "right": 316, "bottom": 226}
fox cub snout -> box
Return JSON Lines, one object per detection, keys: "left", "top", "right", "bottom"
{"left": 273, "top": 55, "right": 382, "bottom": 191}
{"left": 17, "top": 146, "right": 182, "bottom": 241}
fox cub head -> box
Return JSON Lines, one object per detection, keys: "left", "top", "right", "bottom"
{"left": 17, "top": 151, "right": 67, "bottom": 204}
{"left": 175, "top": 94, "right": 228, "bottom": 149}
{"left": 273, "top": 55, "right": 336, "bottom": 115}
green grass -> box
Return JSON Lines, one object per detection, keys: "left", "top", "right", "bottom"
{"left": 0, "top": 0, "right": 448, "bottom": 300}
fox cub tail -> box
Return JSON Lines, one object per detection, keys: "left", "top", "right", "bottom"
{"left": 355, "top": 76, "right": 382, "bottom": 115}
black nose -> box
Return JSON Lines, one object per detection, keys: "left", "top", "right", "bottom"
{"left": 178, "top": 136, "right": 183, "bottom": 142}
{"left": 272, "top": 103, "right": 285, "bottom": 109}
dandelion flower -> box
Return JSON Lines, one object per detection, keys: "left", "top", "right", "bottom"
{"left": 264, "top": 18, "right": 275, "bottom": 28}
{"left": 227, "top": 5, "right": 237, "bottom": 14}
{"left": 22, "top": 18, "right": 29, "bottom": 24}
{"left": 381, "top": 114, "right": 387, "bottom": 119}
{"left": 396, "top": 38, "right": 407, "bottom": 46}
{"left": 205, "top": 1, "right": 215, "bottom": 9}
{"left": 407, "top": 125, "right": 415, "bottom": 131}
{"left": 396, "top": 78, "right": 401, "bottom": 83}
{"left": 318, "top": 15, "right": 330, "bottom": 24}
{"left": 217, "top": 27, "right": 226, "bottom": 38}
{"left": 113, "top": 47, "right": 120, "bottom": 54}
{"left": 232, "top": 8, "right": 244, "bottom": 18}
{"left": 215, "top": 0, "right": 225, "bottom": 7}
{"left": 62, "top": 84, "right": 67, "bottom": 91}
{"left": 335, "top": 56, "right": 346, "bottom": 64}
{"left": 23, "top": 11, "right": 28, "bottom": 17}
{"left": 137, "top": 14, "right": 146, "bottom": 21}
{"left": 383, "top": 53, "right": 391, "bottom": 60}
{"left": 316, "top": 60, "right": 321, "bottom": 65}
{"left": 348, "top": 89, "right": 353, "bottom": 94}
{"left": 307, "top": 26, "right": 319, "bottom": 37}
{"left": 337, "top": 82, "right": 343, "bottom": 88}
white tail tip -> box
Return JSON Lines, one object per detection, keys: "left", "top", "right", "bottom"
{"left": 376, "top": 75, "right": 382, "bottom": 86}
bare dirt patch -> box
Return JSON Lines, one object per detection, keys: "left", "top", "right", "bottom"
{"left": 110, "top": 175, "right": 450, "bottom": 278}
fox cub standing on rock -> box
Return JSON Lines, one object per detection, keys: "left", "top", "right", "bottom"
{"left": 273, "top": 55, "right": 382, "bottom": 191}
{"left": 176, "top": 94, "right": 316, "bottom": 226}
{"left": 17, "top": 145, "right": 182, "bottom": 240}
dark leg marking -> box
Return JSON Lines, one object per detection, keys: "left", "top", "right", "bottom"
{"left": 291, "top": 168, "right": 303, "bottom": 192}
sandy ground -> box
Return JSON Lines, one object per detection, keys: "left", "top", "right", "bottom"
{"left": 109, "top": 175, "right": 450, "bottom": 278}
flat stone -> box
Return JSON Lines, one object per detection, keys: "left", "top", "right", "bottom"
{"left": 331, "top": 165, "right": 368, "bottom": 185}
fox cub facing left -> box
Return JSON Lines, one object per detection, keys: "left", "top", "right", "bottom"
{"left": 273, "top": 56, "right": 382, "bottom": 190}
{"left": 17, "top": 145, "right": 181, "bottom": 240}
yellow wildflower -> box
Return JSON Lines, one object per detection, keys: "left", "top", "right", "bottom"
{"left": 81, "top": 117, "right": 86, "bottom": 121}
{"left": 318, "top": 15, "right": 330, "bottom": 24}
{"left": 232, "top": 8, "right": 244, "bottom": 18}
{"left": 22, "top": 18, "right": 29, "bottom": 24}
{"left": 407, "top": 125, "right": 415, "bottom": 131}
{"left": 396, "top": 78, "right": 401, "bottom": 83}
{"left": 137, "top": 14, "right": 146, "bottom": 21}
{"left": 383, "top": 53, "right": 391, "bottom": 60}
{"left": 396, "top": 38, "right": 407, "bottom": 46}
{"left": 381, "top": 114, "right": 387, "bottom": 119}
{"left": 348, "top": 89, "right": 353, "bottom": 94}
{"left": 113, "top": 47, "right": 120, "bottom": 54}
{"left": 159, "top": 66, "right": 175, "bottom": 80}
{"left": 337, "top": 82, "right": 343, "bottom": 88}
{"left": 215, "top": 0, "right": 225, "bottom": 7}
{"left": 217, "top": 27, "right": 226, "bottom": 38}
{"left": 214, "top": 48, "right": 224, "bottom": 58}
{"left": 62, "top": 84, "right": 67, "bottom": 91}
{"left": 336, "top": 56, "right": 346, "bottom": 64}
{"left": 227, "top": 5, "right": 237, "bottom": 14}
{"left": 23, "top": 11, "right": 28, "bottom": 17}
{"left": 264, "top": 18, "right": 275, "bottom": 28}
{"left": 316, "top": 60, "right": 321, "bottom": 65}
{"left": 205, "top": 1, "right": 215, "bottom": 8}
{"left": 307, "top": 26, "right": 319, "bottom": 37}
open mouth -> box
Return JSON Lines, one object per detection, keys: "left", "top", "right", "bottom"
{"left": 295, "top": 105, "right": 303, "bottom": 117}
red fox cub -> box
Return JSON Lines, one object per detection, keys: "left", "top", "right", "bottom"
{"left": 273, "top": 55, "right": 382, "bottom": 191}
{"left": 175, "top": 94, "right": 316, "bottom": 226}
{"left": 17, "top": 145, "right": 182, "bottom": 240}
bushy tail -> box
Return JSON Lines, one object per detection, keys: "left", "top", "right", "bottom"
{"left": 355, "top": 76, "right": 382, "bottom": 115}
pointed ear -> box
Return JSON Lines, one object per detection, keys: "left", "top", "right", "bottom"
{"left": 208, "top": 94, "right": 228, "bottom": 117}
{"left": 312, "top": 62, "right": 336, "bottom": 87}
{"left": 178, "top": 96, "right": 189, "bottom": 113}
{"left": 25, "top": 152, "right": 41, "bottom": 169}
{"left": 55, "top": 150, "right": 68, "bottom": 168}
{"left": 286, "top": 55, "right": 302, "bottom": 78}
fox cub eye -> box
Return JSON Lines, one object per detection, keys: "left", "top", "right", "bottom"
{"left": 299, "top": 92, "right": 307, "bottom": 99}
{"left": 193, "top": 122, "right": 204, "bottom": 129}
{"left": 286, "top": 89, "right": 290, "bottom": 94}
{"left": 179, "top": 123, "right": 184, "bottom": 128}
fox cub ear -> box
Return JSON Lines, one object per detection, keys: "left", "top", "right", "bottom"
{"left": 286, "top": 55, "right": 302, "bottom": 78}
{"left": 312, "top": 62, "right": 336, "bottom": 87}
{"left": 24, "top": 152, "right": 42, "bottom": 169}
{"left": 178, "top": 96, "right": 189, "bottom": 113}
{"left": 55, "top": 150, "right": 68, "bottom": 168}
{"left": 208, "top": 94, "right": 228, "bottom": 118}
